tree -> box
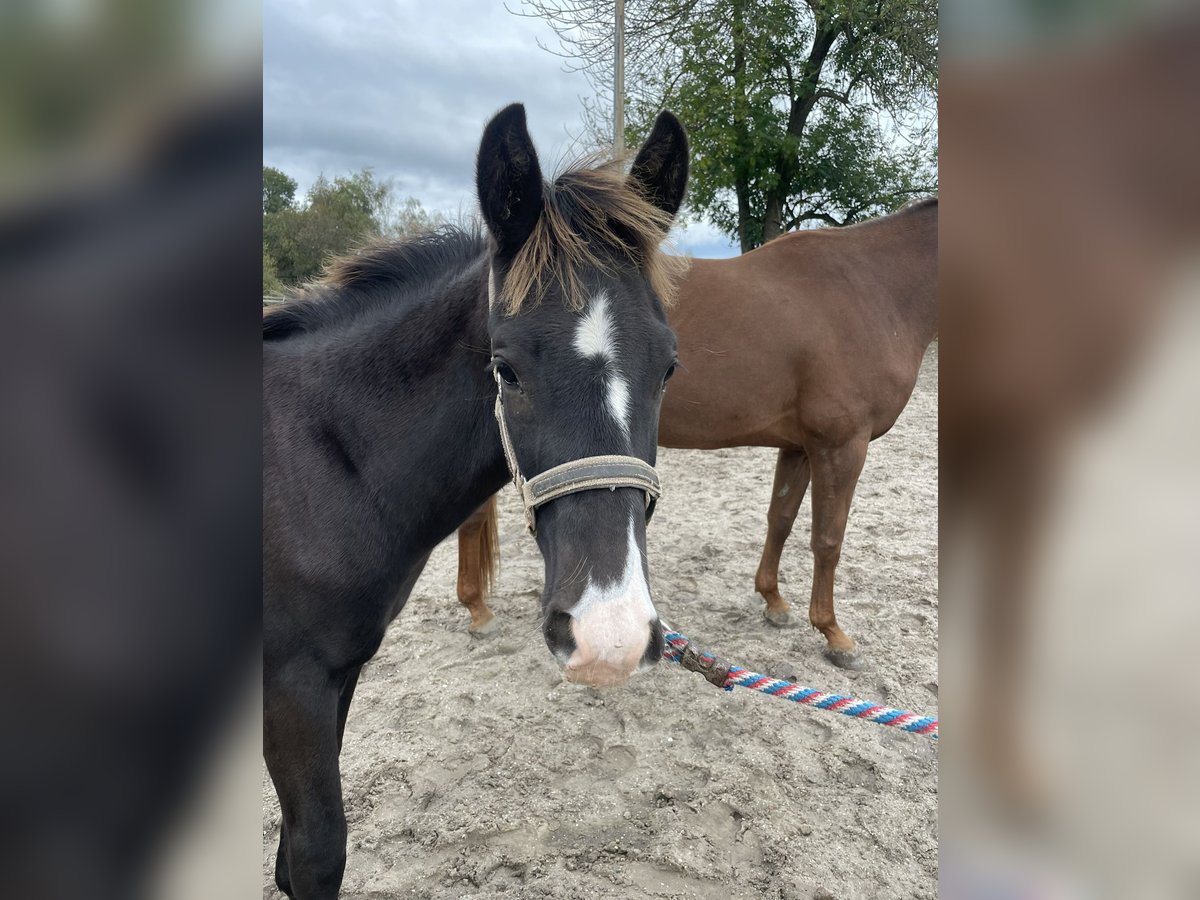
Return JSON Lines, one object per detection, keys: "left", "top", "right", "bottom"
{"left": 263, "top": 240, "right": 283, "bottom": 296}
{"left": 516, "top": 0, "right": 937, "bottom": 251}
{"left": 263, "top": 166, "right": 298, "bottom": 214}
{"left": 262, "top": 167, "right": 445, "bottom": 287}
{"left": 378, "top": 194, "right": 446, "bottom": 239}
{"left": 262, "top": 170, "right": 381, "bottom": 285}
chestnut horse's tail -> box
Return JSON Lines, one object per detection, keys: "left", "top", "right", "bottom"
{"left": 478, "top": 494, "right": 500, "bottom": 600}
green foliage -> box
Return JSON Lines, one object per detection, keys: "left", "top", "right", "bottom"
{"left": 261, "top": 167, "right": 444, "bottom": 288}
{"left": 263, "top": 166, "right": 297, "bottom": 214}
{"left": 263, "top": 240, "right": 283, "bottom": 296}
{"left": 522, "top": 0, "right": 937, "bottom": 251}
{"left": 381, "top": 195, "right": 445, "bottom": 239}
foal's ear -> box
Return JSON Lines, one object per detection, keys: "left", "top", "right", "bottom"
{"left": 628, "top": 110, "right": 689, "bottom": 222}
{"left": 476, "top": 103, "right": 544, "bottom": 258}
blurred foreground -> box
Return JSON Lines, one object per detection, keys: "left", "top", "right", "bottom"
{"left": 941, "top": 2, "right": 1200, "bottom": 897}
{"left": 0, "top": 2, "right": 262, "bottom": 898}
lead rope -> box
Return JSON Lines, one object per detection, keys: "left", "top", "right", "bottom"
{"left": 661, "top": 628, "right": 938, "bottom": 741}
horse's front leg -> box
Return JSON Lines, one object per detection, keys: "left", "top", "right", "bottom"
{"left": 807, "top": 436, "right": 870, "bottom": 668}
{"left": 754, "top": 448, "right": 811, "bottom": 626}
{"left": 973, "top": 438, "right": 1054, "bottom": 813}
{"left": 265, "top": 662, "right": 347, "bottom": 900}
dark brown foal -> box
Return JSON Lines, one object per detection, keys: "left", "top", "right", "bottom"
{"left": 457, "top": 199, "right": 937, "bottom": 666}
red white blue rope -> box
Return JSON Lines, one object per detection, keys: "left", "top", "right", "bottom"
{"left": 662, "top": 630, "right": 938, "bottom": 741}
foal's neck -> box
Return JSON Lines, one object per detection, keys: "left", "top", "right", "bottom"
{"left": 334, "top": 265, "right": 509, "bottom": 550}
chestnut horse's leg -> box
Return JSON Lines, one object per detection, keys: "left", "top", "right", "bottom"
{"left": 807, "top": 436, "right": 870, "bottom": 668}
{"left": 265, "top": 664, "right": 347, "bottom": 900}
{"left": 456, "top": 497, "right": 498, "bottom": 634}
{"left": 754, "top": 449, "right": 811, "bottom": 626}
{"left": 975, "top": 443, "right": 1053, "bottom": 809}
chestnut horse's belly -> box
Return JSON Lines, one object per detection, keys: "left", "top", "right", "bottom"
{"left": 658, "top": 335, "right": 928, "bottom": 451}
{"left": 658, "top": 365, "right": 800, "bottom": 450}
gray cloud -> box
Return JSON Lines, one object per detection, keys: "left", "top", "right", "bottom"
{"left": 264, "top": 0, "right": 737, "bottom": 257}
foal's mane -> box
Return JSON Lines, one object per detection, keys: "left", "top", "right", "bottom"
{"left": 262, "top": 227, "right": 484, "bottom": 341}
{"left": 497, "top": 158, "right": 688, "bottom": 315}
{"left": 262, "top": 157, "right": 687, "bottom": 340}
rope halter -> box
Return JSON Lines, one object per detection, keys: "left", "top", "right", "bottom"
{"left": 492, "top": 370, "right": 661, "bottom": 535}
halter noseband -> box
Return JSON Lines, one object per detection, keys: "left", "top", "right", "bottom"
{"left": 492, "top": 371, "right": 661, "bottom": 535}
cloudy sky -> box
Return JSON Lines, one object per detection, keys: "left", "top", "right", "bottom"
{"left": 263, "top": 0, "right": 739, "bottom": 257}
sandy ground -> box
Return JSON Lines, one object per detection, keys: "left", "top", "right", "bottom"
{"left": 263, "top": 346, "right": 938, "bottom": 900}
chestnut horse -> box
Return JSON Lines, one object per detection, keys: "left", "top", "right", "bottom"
{"left": 457, "top": 198, "right": 937, "bottom": 667}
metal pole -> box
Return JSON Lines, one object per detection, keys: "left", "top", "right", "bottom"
{"left": 614, "top": 0, "right": 625, "bottom": 158}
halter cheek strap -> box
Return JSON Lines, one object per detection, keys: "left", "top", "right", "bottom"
{"left": 492, "top": 372, "right": 662, "bottom": 535}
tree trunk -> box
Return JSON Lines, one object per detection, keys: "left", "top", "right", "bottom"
{"left": 762, "top": 193, "right": 784, "bottom": 244}
{"left": 732, "top": 0, "right": 754, "bottom": 253}
{"left": 762, "top": 23, "right": 841, "bottom": 245}
{"left": 736, "top": 178, "right": 753, "bottom": 253}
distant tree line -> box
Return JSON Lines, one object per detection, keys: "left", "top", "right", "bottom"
{"left": 262, "top": 166, "right": 443, "bottom": 296}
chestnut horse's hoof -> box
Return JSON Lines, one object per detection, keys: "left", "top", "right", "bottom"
{"left": 824, "top": 646, "right": 865, "bottom": 670}
{"left": 763, "top": 607, "right": 795, "bottom": 628}
{"left": 468, "top": 615, "right": 499, "bottom": 637}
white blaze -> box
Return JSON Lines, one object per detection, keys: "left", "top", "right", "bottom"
{"left": 565, "top": 518, "right": 657, "bottom": 683}
{"left": 573, "top": 292, "right": 632, "bottom": 441}
{"left": 606, "top": 375, "right": 631, "bottom": 439}
{"left": 573, "top": 291, "right": 616, "bottom": 361}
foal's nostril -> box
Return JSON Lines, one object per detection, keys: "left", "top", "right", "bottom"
{"left": 544, "top": 609, "right": 576, "bottom": 661}
{"left": 641, "top": 619, "right": 665, "bottom": 669}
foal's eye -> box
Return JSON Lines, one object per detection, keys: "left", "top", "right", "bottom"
{"left": 662, "top": 361, "right": 679, "bottom": 386}
{"left": 494, "top": 361, "right": 520, "bottom": 387}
